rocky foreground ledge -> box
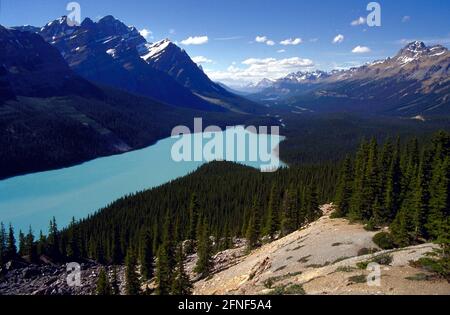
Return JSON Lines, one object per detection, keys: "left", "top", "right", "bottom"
{"left": 0, "top": 260, "right": 125, "bottom": 295}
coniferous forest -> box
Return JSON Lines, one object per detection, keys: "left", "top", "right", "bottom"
{"left": 0, "top": 131, "right": 449, "bottom": 294}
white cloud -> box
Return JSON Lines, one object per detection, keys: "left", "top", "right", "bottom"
{"left": 352, "top": 45, "right": 371, "bottom": 53}
{"left": 332, "top": 34, "right": 345, "bottom": 44}
{"left": 192, "top": 56, "right": 213, "bottom": 64}
{"left": 277, "top": 49, "right": 286, "bottom": 53}
{"left": 206, "top": 57, "right": 314, "bottom": 86}
{"left": 402, "top": 16, "right": 411, "bottom": 23}
{"left": 139, "top": 28, "right": 153, "bottom": 40}
{"left": 181, "top": 36, "right": 209, "bottom": 45}
{"left": 255, "top": 36, "right": 268, "bottom": 43}
{"left": 351, "top": 17, "right": 366, "bottom": 26}
{"left": 215, "top": 36, "right": 243, "bottom": 41}
{"left": 280, "top": 38, "right": 302, "bottom": 46}
{"left": 266, "top": 40, "right": 275, "bottom": 46}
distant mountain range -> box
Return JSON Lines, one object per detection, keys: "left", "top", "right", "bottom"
{"left": 250, "top": 41, "right": 450, "bottom": 116}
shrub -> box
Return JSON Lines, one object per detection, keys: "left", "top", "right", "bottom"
{"left": 348, "top": 275, "right": 366, "bottom": 284}
{"left": 373, "top": 232, "right": 395, "bottom": 250}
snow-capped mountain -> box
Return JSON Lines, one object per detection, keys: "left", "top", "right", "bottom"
{"left": 34, "top": 16, "right": 220, "bottom": 111}
{"left": 141, "top": 38, "right": 262, "bottom": 113}
{"left": 280, "top": 70, "right": 330, "bottom": 84}
{"left": 253, "top": 41, "right": 450, "bottom": 115}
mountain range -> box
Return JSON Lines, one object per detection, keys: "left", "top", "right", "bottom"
{"left": 251, "top": 41, "right": 450, "bottom": 116}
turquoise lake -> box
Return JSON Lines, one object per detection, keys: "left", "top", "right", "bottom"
{"left": 0, "top": 126, "right": 284, "bottom": 235}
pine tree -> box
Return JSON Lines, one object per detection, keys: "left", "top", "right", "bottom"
{"left": 26, "top": 226, "right": 38, "bottom": 263}
{"left": 411, "top": 151, "right": 432, "bottom": 240}
{"left": 281, "top": 186, "right": 298, "bottom": 235}
{"left": 349, "top": 140, "right": 369, "bottom": 221}
{"left": 334, "top": 156, "right": 353, "bottom": 217}
{"left": 6, "top": 224, "right": 17, "bottom": 260}
{"left": 111, "top": 267, "right": 120, "bottom": 295}
{"left": 18, "top": 230, "right": 25, "bottom": 257}
{"left": 383, "top": 138, "right": 402, "bottom": 223}
{"left": 306, "top": 184, "right": 321, "bottom": 223}
{"left": 96, "top": 268, "right": 112, "bottom": 295}
{"left": 264, "top": 183, "right": 280, "bottom": 239}
{"left": 427, "top": 156, "right": 450, "bottom": 240}
{"left": 361, "top": 138, "right": 379, "bottom": 221}
{"left": 246, "top": 198, "right": 260, "bottom": 250}
{"left": 125, "top": 248, "right": 141, "bottom": 295}
{"left": 139, "top": 229, "right": 154, "bottom": 281}
{"left": 0, "top": 223, "right": 6, "bottom": 265}
{"left": 156, "top": 212, "right": 175, "bottom": 295}
{"left": 37, "top": 230, "right": 45, "bottom": 257}
{"left": 67, "top": 217, "right": 81, "bottom": 261}
{"left": 110, "top": 228, "right": 123, "bottom": 264}
{"left": 171, "top": 244, "right": 192, "bottom": 295}
{"left": 47, "top": 217, "right": 61, "bottom": 262}
{"left": 194, "top": 217, "right": 213, "bottom": 279}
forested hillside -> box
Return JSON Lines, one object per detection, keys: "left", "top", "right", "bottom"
{"left": 1, "top": 131, "right": 448, "bottom": 295}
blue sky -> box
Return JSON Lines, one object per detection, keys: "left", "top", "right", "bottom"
{"left": 1, "top": 0, "right": 449, "bottom": 86}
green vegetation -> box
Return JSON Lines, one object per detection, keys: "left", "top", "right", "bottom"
{"left": 357, "top": 254, "right": 393, "bottom": 270}
{"left": 348, "top": 275, "right": 367, "bottom": 284}
{"left": 266, "top": 283, "right": 305, "bottom": 295}
{"left": 334, "top": 131, "right": 449, "bottom": 253}
{"left": 373, "top": 232, "right": 395, "bottom": 250}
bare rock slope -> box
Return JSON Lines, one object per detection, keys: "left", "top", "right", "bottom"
{"left": 194, "top": 205, "right": 450, "bottom": 295}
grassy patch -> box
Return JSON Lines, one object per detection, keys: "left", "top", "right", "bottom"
{"left": 357, "top": 254, "right": 393, "bottom": 269}
{"left": 410, "top": 253, "right": 450, "bottom": 280}
{"left": 274, "top": 265, "right": 287, "bottom": 272}
{"left": 405, "top": 273, "right": 433, "bottom": 281}
{"left": 306, "top": 261, "right": 330, "bottom": 268}
{"left": 292, "top": 245, "right": 304, "bottom": 251}
{"left": 348, "top": 275, "right": 367, "bottom": 284}
{"left": 357, "top": 247, "right": 379, "bottom": 256}
{"left": 263, "top": 271, "right": 302, "bottom": 289}
{"left": 297, "top": 255, "right": 311, "bottom": 264}
{"left": 266, "top": 284, "right": 305, "bottom": 295}
{"left": 336, "top": 266, "right": 356, "bottom": 273}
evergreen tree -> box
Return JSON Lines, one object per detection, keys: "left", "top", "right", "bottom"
{"left": 334, "top": 156, "right": 353, "bottom": 217}
{"left": 361, "top": 138, "right": 379, "bottom": 220}
{"left": 264, "top": 183, "right": 280, "bottom": 239}
{"left": 96, "top": 268, "right": 112, "bottom": 295}
{"left": 0, "top": 223, "right": 6, "bottom": 265}
{"left": 67, "top": 217, "right": 81, "bottom": 261}
{"left": 349, "top": 140, "right": 369, "bottom": 221}
{"left": 194, "top": 217, "right": 213, "bottom": 279}
{"left": 110, "top": 228, "right": 123, "bottom": 264}
{"left": 412, "top": 151, "right": 432, "bottom": 239}
{"left": 26, "top": 226, "right": 38, "bottom": 263}
{"left": 47, "top": 217, "right": 61, "bottom": 261}
{"left": 427, "top": 156, "right": 450, "bottom": 240}
{"left": 6, "top": 224, "right": 17, "bottom": 260}
{"left": 281, "top": 186, "right": 298, "bottom": 235}
{"left": 383, "top": 138, "right": 402, "bottom": 223}
{"left": 246, "top": 198, "right": 260, "bottom": 250}
{"left": 37, "top": 230, "right": 45, "bottom": 257}
{"left": 139, "top": 229, "right": 154, "bottom": 281}
{"left": 18, "top": 230, "right": 26, "bottom": 257}
{"left": 306, "top": 184, "right": 321, "bottom": 223}
{"left": 125, "top": 248, "right": 141, "bottom": 295}
{"left": 111, "top": 267, "right": 120, "bottom": 295}
{"left": 171, "top": 244, "right": 192, "bottom": 295}
{"left": 156, "top": 212, "right": 176, "bottom": 295}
